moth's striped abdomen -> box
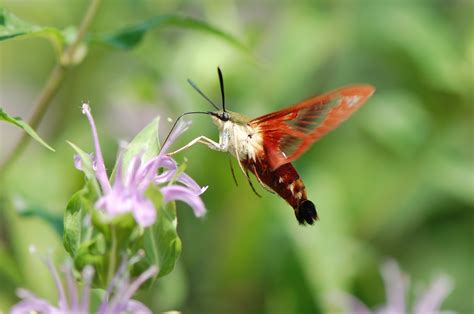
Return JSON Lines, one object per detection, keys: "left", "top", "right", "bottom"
{"left": 243, "top": 157, "right": 318, "bottom": 225}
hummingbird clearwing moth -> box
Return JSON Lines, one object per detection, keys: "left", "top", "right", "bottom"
{"left": 166, "top": 68, "right": 375, "bottom": 225}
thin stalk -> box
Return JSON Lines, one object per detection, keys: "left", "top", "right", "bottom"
{"left": 0, "top": 0, "right": 102, "bottom": 175}
{"left": 148, "top": 225, "right": 160, "bottom": 287}
{"left": 148, "top": 227, "right": 159, "bottom": 266}
{"left": 107, "top": 225, "right": 118, "bottom": 285}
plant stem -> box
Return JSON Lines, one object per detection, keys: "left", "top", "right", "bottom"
{"left": 148, "top": 226, "right": 160, "bottom": 286}
{"left": 0, "top": 0, "right": 102, "bottom": 175}
{"left": 108, "top": 225, "right": 118, "bottom": 285}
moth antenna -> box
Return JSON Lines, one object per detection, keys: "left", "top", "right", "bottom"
{"left": 217, "top": 67, "right": 227, "bottom": 112}
{"left": 187, "top": 79, "right": 220, "bottom": 111}
{"left": 160, "top": 111, "right": 211, "bottom": 154}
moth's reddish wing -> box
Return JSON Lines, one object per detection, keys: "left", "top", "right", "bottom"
{"left": 250, "top": 85, "right": 375, "bottom": 170}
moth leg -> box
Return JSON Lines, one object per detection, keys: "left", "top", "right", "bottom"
{"left": 228, "top": 157, "right": 238, "bottom": 187}
{"left": 234, "top": 152, "right": 247, "bottom": 176}
{"left": 231, "top": 136, "right": 247, "bottom": 176}
{"left": 251, "top": 164, "right": 275, "bottom": 194}
{"left": 168, "top": 136, "right": 227, "bottom": 155}
{"left": 245, "top": 168, "right": 262, "bottom": 198}
{"left": 232, "top": 143, "right": 261, "bottom": 198}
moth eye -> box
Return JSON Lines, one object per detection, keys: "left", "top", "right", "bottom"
{"left": 221, "top": 112, "right": 230, "bottom": 121}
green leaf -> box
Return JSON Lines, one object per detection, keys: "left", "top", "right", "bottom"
{"left": 63, "top": 189, "right": 87, "bottom": 256}
{"left": 17, "top": 205, "right": 63, "bottom": 236}
{"left": 144, "top": 186, "right": 182, "bottom": 278}
{"left": 75, "top": 237, "right": 105, "bottom": 266}
{"left": 0, "top": 108, "right": 55, "bottom": 151}
{"left": 121, "top": 116, "right": 161, "bottom": 170}
{"left": 67, "top": 141, "right": 101, "bottom": 195}
{"left": 0, "top": 8, "right": 66, "bottom": 55}
{"left": 91, "top": 15, "right": 249, "bottom": 53}
{"left": 0, "top": 247, "right": 22, "bottom": 286}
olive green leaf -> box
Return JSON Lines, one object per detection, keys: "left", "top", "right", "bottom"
{"left": 1, "top": 108, "right": 54, "bottom": 151}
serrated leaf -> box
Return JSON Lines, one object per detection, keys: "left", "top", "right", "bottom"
{"left": 63, "top": 189, "right": 87, "bottom": 256}
{"left": 0, "top": 8, "right": 66, "bottom": 55}
{"left": 64, "top": 183, "right": 97, "bottom": 247}
{"left": 1, "top": 108, "right": 55, "bottom": 151}
{"left": 144, "top": 186, "right": 181, "bottom": 279}
{"left": 91, "top": 14, "right": 249, "bottom": 54}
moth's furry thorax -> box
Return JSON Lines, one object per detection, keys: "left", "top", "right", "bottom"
{"left": 212, "top": 113, "right": 264, "bottom": 162}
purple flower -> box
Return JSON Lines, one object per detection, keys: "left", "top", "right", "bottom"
{"left": 75, "top": 103, "right": 207, "bottom": 227}
{"left": 11, "top": 248, "right": 158, "bottom": 314}
{"left": 332, "top": 259, "right": 453, "bottom": 314}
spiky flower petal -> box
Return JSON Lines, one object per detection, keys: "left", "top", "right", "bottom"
{"left": 11, "top": 251, "right": 157, "bottom": 314}
{"left": 332, "top": 259, "right": 453, "bottom": 314}
{"left": 75, "top": 102, "right": 207, "bottom": 227}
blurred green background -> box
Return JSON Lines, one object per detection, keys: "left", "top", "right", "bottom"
{"left": 0, "top": 0, "right": 473, "bottom": 313}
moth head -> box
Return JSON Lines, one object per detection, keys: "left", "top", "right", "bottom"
{"left": 210, "top": 110, "right": 230, "bottom": 127}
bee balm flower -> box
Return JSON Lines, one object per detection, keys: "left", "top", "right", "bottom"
{"left": 11, "top": 250, "right": 157, "bottom": 314}
{"left": 333, "top": 259, "right": 453, "bottom": 314}
{"left": 76, "top": 102, "right": 207, "bottom": 227}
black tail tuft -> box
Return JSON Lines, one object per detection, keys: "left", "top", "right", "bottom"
{"left": 295, "top": 200, "right": 319, "bottom": 225}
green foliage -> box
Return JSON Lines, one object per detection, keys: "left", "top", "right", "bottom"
{"left": 63, "top": 188, "right": 88, "bottom": 257}
{"left": 67, "top": 141, "right": 101, "bottom": 194}
{"left": 120, "top": 116, "right": 181, "bottom": 279}
{"left": 121, "top": 116, "right": 160, "bottom": 169}
{"left": 63, "top": 115, "right": 184, "bottom": 288}
{"left": 0, "top": 108, "right": 54, "bottom": 151}
{"left": 92, "top": 14, "right": 248, "bottom": 53}
{"left": 17, "top": 205, "right": 63, "bottom": 236}
{"left": 0, "top": 9, "right": 248, "bottom": 65}
{"left": 0, "top": 247, "right": 22, "bottom": 286}
{"left": 145, "top": 187, "right": 182, "bottom": 278}
{"left": 0, "top": 8, "right": 65, "bottom": 55}
{"left": 1, "top": 1, "right": 472, "bottom": 313}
